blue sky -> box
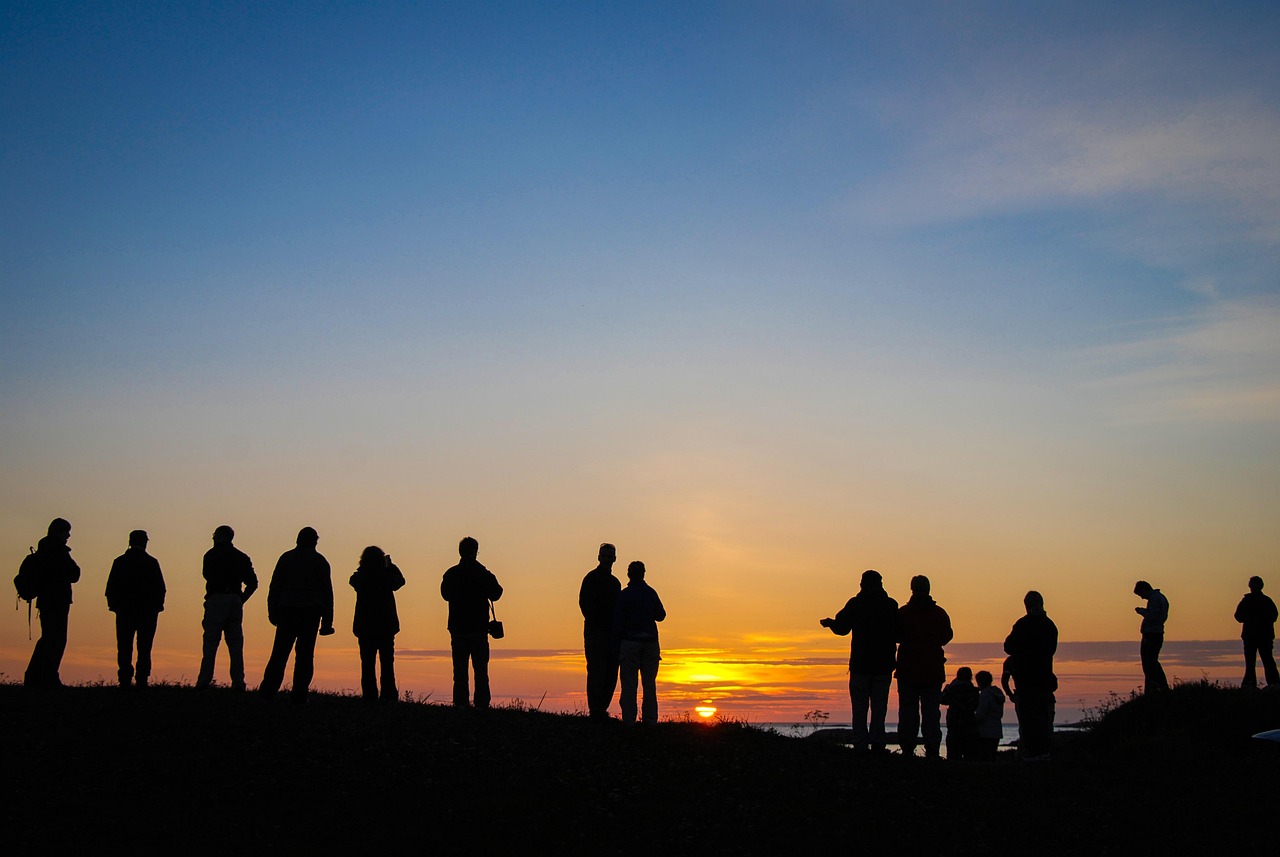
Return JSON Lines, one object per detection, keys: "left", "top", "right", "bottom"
{"left": 3, "top": 2, "right": 1279, "bottom": 703}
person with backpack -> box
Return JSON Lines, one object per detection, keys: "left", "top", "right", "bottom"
{"left": 20, "top": 518, "right": 81, "bottom": 688}
{"left": 104, "top": 529, "right": 167, "bottom": 688}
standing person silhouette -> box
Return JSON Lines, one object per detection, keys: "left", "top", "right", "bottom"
{"left": 895, "top": 575, "right": 953, "bottom": 758}
{"left": 579, "top": 543, "right": 622, "bottom": 721}
{"left": 22, "top": 518, "right": 80, "bottom": 688}
{"left": 105, "top": 530, "right": 166, "bottom": 688}
{"left": 1133, "top": 580, "right": 1169, "bottom": 693}
{"left": 440, "top": 536, "right": 503, "bottom": 709}
{"left": 350, "top": 546, "right": 406, "bottom": 702}
{"left": 820, "top": 569, "right": 899, "bottom": 754}
{"left": 196, "top": 525, "right": 257, "bottom": 690}
{"left": 260, "top": 527, "right": 334, "bottom": 703}
{"left": 1235, "top": 576, "right": 1279, "bottom": 688}
{"left": 1004, "top": 591, "right": 1058, "bottom": 762}
{"left": 612, "top": 560, "right": 666, "bottom": 726}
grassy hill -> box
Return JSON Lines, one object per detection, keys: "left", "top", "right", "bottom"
{"left": 2, "top": 680, "right": 1275, "bottom": 853}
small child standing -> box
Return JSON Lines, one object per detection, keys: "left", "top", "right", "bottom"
{"left": 975, "top": 669, "right": 1006, "bottom": 759}
{"left": 940, "top": 666, "right": 979, "bottom": 760}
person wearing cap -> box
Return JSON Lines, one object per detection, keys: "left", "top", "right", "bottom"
{"left": 821, "top": 569, "right": 900, "bottom": 753}
{"left": 259, "top": 527, "right": 335, "bottom": 702}
{"left": 22, "top": 518, "right": 81, "bottom": 688}
{"left": 1234, "top": 576, "right": 1279, "bottom": 688}
{"left": 895, "top": 575, "right": 953, "bottom": 758}
{"left": 196, "top": 525, "right": 258, "bottom": 690}
{"left": 105, "top": 530, "right": 167, "bottom": 688}
{"left": 1133, "top": 580, "right": 1169, "bottom": 694}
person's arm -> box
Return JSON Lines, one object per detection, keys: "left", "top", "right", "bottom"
{"left": 105, "top": 557, "right": 122, "bottom": 611}
{"left": 939, "top": 608, "right": 954, "bottom": 647}
{"left": 154, "top": 557, "right": 166, "bottom": 613}
{"left": 487, "top": 571, "right": 503, "bottom": 603}
{"left": 320, "top": 558, "right": 334, "bottom": 632}
{"left": 823, "top": 599, "right": 855, "bottom": 636}
{"left": 388, "top": 563, "right": 405, "bottom": 591}
{"left": 241, "top": 555, "right": 259, "bottom": 602}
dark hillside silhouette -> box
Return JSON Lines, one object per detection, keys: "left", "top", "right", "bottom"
{"left": 1, "top": 681, "right": 1274, "bottom": 853}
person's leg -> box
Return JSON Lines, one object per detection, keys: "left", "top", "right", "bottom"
{"left": 290, "top": 616, "right": 320, "bottom": 703}
{"left": 869, "top": 674, "right": 891, "bottom": 751}
{"left": 359, "top": 637, "right": 378, "bottom": 700}
{"left": 450, "top": 633, "right": 470, "bottom": 707}
{"left": 1242, "top": 640, "right": 1258, "bottom": 688}
{"left": 380, "top": 637, "right": 397, "bottom": 701}
{"left": 472, "top": 632, "right": 491, "bottom": 709}
{"left": 1260, "top": 640, "right": 1280, "bottom": 687}
{"left": 848, "top": 674, "right": 870, "bottom": 748}
{"left": 1140, "top": 633, "right": 1169, "bottom": 692}
{"left": 259, "top": 624, "right": 295, "bottom": 697}
{"left": 921, "top": 683, "right": 943, "bottom": 756}
{"left": 224, "top": 598, "right": 247, "bottom": 690}
{"left": 585, "top": 635, "right": 617, "bottom": 719}
{"left": 618, "top": 640, "right": 640, "bottom": 725}
{"left": 42, "top": 605, "right": 70, "bottom": 686}
{"left": 639, "top": 641, "right": 660, "bottom": 725}
{"left": 134, "top": 612, "right": 158, "bottom": 686}
{"left": 897, "top": 681, "right": 921, "bottom": 755}
{"left": 115, "top": 613, "right": 136, "bottom": 686}
{"left": 196, "top": 600, "right": 223, "bottom": 688}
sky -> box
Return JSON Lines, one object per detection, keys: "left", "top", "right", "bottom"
{"left": 2, "top": 1, "right": 1278, "bottom": 721}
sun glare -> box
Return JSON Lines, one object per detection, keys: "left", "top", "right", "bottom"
{"left": 694, "top": 703, "right": 718, "bottom": 720}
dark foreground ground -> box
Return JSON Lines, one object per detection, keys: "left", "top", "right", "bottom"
{"left": 2, "top": 681, "right": 1275, "bottom": 854}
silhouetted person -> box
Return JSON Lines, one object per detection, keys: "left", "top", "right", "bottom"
{"left": 1004, "top": 591, "right": 1058, "bottom": 761}
{"left": 974, "top": 670, "right": 1005, "bottom": 760}
{"left": 105, "top": 530, "right": 166, "bottom": 688}
{"left": 197, "top": 525, "right": 258, "bottom": 690}
{"left": 22, "top": 518, "right": 80, "bottom": 688}
{"left": 941, "top": 666, "right": 979, "bottom": 760}
{"left": 440, "top": 536, "right": 503, "bottom": 708}
{"left": 260, "top": 527, "right": 334, "bottom": 703}
{"left": 820, "top": 569, "right": 899, "bottom": 753}
{"left": 613, "top": 560, "right": 666, "bottom": 726}
{"left": 895, "top": 575, "right": 953, "bottom": 757}
{"left": 1235, "top": 576, "right": 1279, "bottom": 688}
{"left": 580, "top": 543, "right": 622, "bottom": 721}
{"left": 350, "top": 546, "right": 405, "bottom": 702}
{"left": 1133, "top": 580, "right": 1169, "bottom": 693}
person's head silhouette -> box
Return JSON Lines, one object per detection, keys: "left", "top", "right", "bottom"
{"left": 627, "top": 560, "right": 646, "bottom": 581}
{"left": 459, "top": 536, "right": 479, "bottom": 559}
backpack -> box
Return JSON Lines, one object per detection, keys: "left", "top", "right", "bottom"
{"left": 14, "top": 548, "right": 40, "bottom": 602}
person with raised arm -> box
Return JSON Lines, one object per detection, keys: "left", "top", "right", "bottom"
{"left": 350, "top": 546, "right": 406, "bottom": 702}
{"left": 820, "top": 569, "right": 899, "bottom": 754}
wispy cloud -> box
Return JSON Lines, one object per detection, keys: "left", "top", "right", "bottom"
{"left": 1077, "top": 296, "right": 1280, "bottom": 422}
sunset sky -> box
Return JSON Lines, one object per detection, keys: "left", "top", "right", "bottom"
{"left": 3, "top": 2, "right": 1278, "bottom": 721}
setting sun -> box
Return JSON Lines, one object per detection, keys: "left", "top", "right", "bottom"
{"left": 694, "top": 703, "right": 718, "bottom": 720}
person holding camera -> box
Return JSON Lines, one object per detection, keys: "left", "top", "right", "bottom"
{"left": 350, "top": 546, "right": 406, "bottom": 702}
{"left": 441, "top": 536, "right": 503, "bottom": 709}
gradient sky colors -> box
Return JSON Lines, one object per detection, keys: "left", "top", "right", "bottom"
{"left": 3, "top": 2, "right": 1278, "bottom": 720}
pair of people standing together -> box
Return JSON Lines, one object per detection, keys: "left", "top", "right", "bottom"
{"left": 579, "top": 543, "right": 667, "bottom": 725}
